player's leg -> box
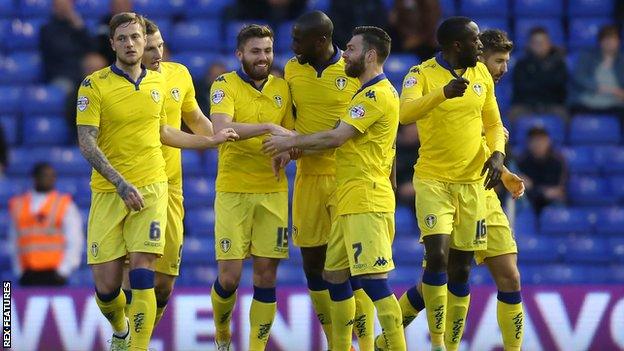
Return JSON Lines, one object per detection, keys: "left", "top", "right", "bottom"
{"left": 153, "top": 273, "right": 175, "bottom": 326}
{"left": 486, "top": 253, "right": 523, "bottom": 351}
{"left": 444, "top": 248, "right": 473, "bottom": 351}
{"left": 249, "top": 256, "right": 280, "bottom": 351}
{"left": 127, "top": 252, "right": 159, "bottom": 351}
{"left": 212, "top": 259, "right": 243, "bottom": 348}
{"left": 92, "top": 258, "right": 129, "bottom": 341}
{"left": 122, "top": 263, "right": 131, "bottom": 317}
{"left": 350, "top": 276, "right": 375, "bottom": 351}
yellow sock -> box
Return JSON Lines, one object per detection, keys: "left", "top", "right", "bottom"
{"left": 154, "top": 305, "right": 167, "bottom": 327}
{"left": 373, "top": 295, "right": 406, "bottom": 351}
{"left": 353, "top": 288, "right": 375, "bottom": 351}
{"left": 95, "top": 289, "right": 127, "bottom": 334}
{"left": 128, "top": 288, "right": 157, "bottom": 350}
{"left": 444, "top": 288, "right": 470, "bottom": 351}
{"left": 497, "top": 292, "right": 523, "bottom": 351}
{"left": 331, "top": 296, "right": 356, "bottom": 351}
{"left": 211, "top": 284, "right": 237, "bottom": 342}
{"left": 399, "top": 291, "right": 421, "bottom": 327}
{"left": 309, "top": 289, "right": 333, "bottom": 348}
{"left": 249, "top": 299, "right": 277, "bottom": 351}
{"left": 122, "top": 289, "right": 131, "bottom": 320}
{"left": 422, "top": 277, "right": 447, "bottom": 346}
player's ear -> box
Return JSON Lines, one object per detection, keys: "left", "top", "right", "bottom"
{"left": 109, "top": 38, "right": 115, "bottom": 52}
{"left": 235, "top": 48, "right": 243, "bottom": 61}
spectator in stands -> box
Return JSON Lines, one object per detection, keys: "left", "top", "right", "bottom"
{"left": 510, "top": 27, "right": 568, "bottom": 121}
{"left": 8, "top": 163, "right": 83, "bottom": 286}
{"left": 39, "top": 0, "right": 93, "bottom": 94}
{"left": 231, "top": 0, "right": 306, "bottom": 23}
{"left": 194, "top": 62, "right": 228, "bottom": 116}
{"left": 569, "top": 25, "right": 624, "bottom": 119}
{"left": 329, "top": 0, "right": 389, "bottom": 48}
{"left": 388, "top": 0, "right": 441, "bottom": 60}
{"left": 95, "top": 0, "right": 133, "bottom": 64}
{"left": 518, "top": 127, "right": 567, "bottom": 215}
{"left": 396, "top": 124, "right": 419, "bottom": 211}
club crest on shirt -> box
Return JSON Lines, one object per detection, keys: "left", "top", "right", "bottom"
{"left": 335, "top": 76, "right": 347, "bottom": 90}
{"left": 274, "top": 95, "right": 283, "bottom": 108}
{"left": 151, "top": 89, "right": 161, "bottom": 103}
{"left": 77, "top": 96, "right": 89, "bottom": 111}
{"left": 350, "top": 104, "right": 366, "bottom": 119}
{"left": 220, "top": 238, "right": 231, "bottom": 253}
{"left": 424, "top": 214, "right": 437, "bottom": 229}
{"left": 90, "top": 242, "right": 99, "bottom": 257}
{"left": 212, "top": 89, "right": 225, "bottom": 104}
{"left": 171, "top": 87, "right": 180, "bottom": 102}
{"left": 473, "top": 83, "right": 483, "bottom": 96}
{"left": 404, "top": 76, "right": 417, "bottom": 88}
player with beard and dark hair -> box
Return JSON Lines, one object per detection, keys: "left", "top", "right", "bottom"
{"left": 278, "top": 11, "right": 375, "bottom": 350}
{"left": 208, "top": 24, "right": 295, "bottom": 351}
{"left": 394, "top": 17, "right": 506, "bottom": 351}
{"left": 264, "top": 26, "right": 406, "bottom": 351}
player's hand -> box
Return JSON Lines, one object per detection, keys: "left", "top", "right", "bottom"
{"left": 501, "top": 170, "right": 525, "bottom": 199}
{"left": 262, "top": 135, "right": 294, "bottom": 155}
{"left": 443, "top": 77, "right": 470, "bottom": 99}
{"left": 481, "top": 151, "right": 505, "bottom": 190}
{"left": 117, "top": 180, "right": 145, "bottom": 211}
{"left": 503, "top": 127, "right": 510, "bottom": 144}
{"left": 289, "top": 147, "right": 303, "bottom": 160}
{"left": 272, "top": 152, "right": 291, "bottom": 181}
{"left": 269, "top": 124, "right": 297, "bottom": 137}
{"left": 213, "top": 128, "right": 239, "bottom": 143}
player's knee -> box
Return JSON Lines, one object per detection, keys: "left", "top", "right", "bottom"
{"left": 154, "top": 281, "right": 174, "bottom": 303}
{"left": 496, "top": 268, "right": 521, "bottom": 291}
{"left": 219, "top": 273, "right": 241, "bottom": 292}
{"left": 425, "top": 249, "right": 448, "bottom": 272}
{"left": 448, "top": 263, "right": 471, "bottom": 283}
{"left": 253, "top": 269, "right": 277, "bottom": 288}
{"left": 302, "top": 260, "right": 324, "bottom": 278}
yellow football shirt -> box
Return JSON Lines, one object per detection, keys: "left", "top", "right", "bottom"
{"left": 160, "top": 62, "right": 200, "bottom": 187}
{"left": 284, "top": 47, "right": 359, "bottom": 175}
{"left": 210, "top": 69, "right": 294, "bottom": 193}
{"left": 336, "top": 74, "right": 399, "bottom": 215}
{"left": 401, "top": 54, "right": 505, "bottom": 183}
{"left": 76, "top": 65, "right": 168, "bottom": 192}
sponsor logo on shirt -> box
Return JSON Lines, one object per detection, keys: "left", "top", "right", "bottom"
{"left": 77, "top": 96, "right": 89, "bottom": 112}
{"left": 350, "top": 104, "right": 366, "bottom": 119}
{"left": 212, "top": 89, "right": 225, "bottom": 104}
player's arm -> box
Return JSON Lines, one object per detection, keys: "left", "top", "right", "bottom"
{"left": 182, "top": 108, "right": 214, "bottom": 136}
{"left": 160, "top": 124, "right": 237, "bottom": 149}
{"left": 211, "top": 113, "right": 292, "bottom": 140}
{"left": 77, "top": 125, "right": 145, "bottom": 211}
{"left": 263, "top": 121, "right": 358, "bottom": 155}
{"left": 480, "top": 78, "right": 506, "bottom": 190}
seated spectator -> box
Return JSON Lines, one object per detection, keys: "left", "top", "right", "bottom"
{"left": 395, "top": 124, "right": 419, "bottom": 211}
{"left": 329, "top": 0, "right": 389, "bottom": 48}
{"left": 510, "top": 27, "right": 568, "bottom": 121}
{"left": 195, "top": 62, "right": 228, "bottom": 116}
{"left": 569, "top": 25, "right": 624, "bottom": 120}
{"left": 8, "top": 163, "right": 84, "bottom": 286}
{"left": 39, "top": 0, "right": 93, "bottom": 94}
{"left": 230, "top": 0, "right": 306, "bottom": 23}
{"left": 517, "top": 127, "right": 567, "bottom": 215}
{"left": 388, "top": 0, "right": 440, "bottom": 60}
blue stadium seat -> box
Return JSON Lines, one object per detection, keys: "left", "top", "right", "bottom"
{"left": 306, "top": 0, "right": 330, "bottom": 12}
{"left": 133, "top": 0, "right": 185, "bottom": 18}
{"left": 512, "top": 114, "right": 565, "bottom": 146}
{"left": 0, "top": 1, "right": 15, "bottom": 18}
{"left": 611, "top": 265, "right": 624, "bottom": 283}
{"left": 439, "top": 0, "right": 456, "bottom": 16}
{"left": 276, "top": 21, "right": 293, "bottom": 54}
{"left": 514, "top": 0, "right": 563, "bottom": 16}
{"left": 568, "top": 0, "right": 613, "bottom": 16}
{"left": 540, "top": 206, "right": 593, "bottom": 235}
{"left": 6, "top": 148, "right": 38, "bottom": 176}
{"left": 68, "top": 267, "right": 93, "bottom": 286}
{"left": 596, "top": 207, "right": 624, "bottom": 235}
{"left": 182, "top": 149, "right": 203, "bottom": 177}
{"left": 19, "top": 0, "right": 51, "bottom": 18}
{"left": 0, "top": 20, "right": 8, "bottom": 46}
{"left": 569, "top": 115, "right": 621, "bottom": 145}
{"left": 0, "top": 87, "right": 22, "bottom": 114}
{"left": 74, "top": 0, "right": 109, "bottom": 20}
{"left": 184, "top": 178, "right": 215, "bottom": 207}
{"left": 278, "top": 265, "right": 307, "bottom": 285}
{"left": 566, "top": 50, "right": 581, "bottom": 72}
{"left": 0, "top": 53, "right": 42, "bottom": 85}
{"left": 599, "top": 147, "right": 624, "bottom": 174}
{"left": 395, "top": 206, "right": 417, "bottom": 236}
{"left": 0, "top": 115, "right": 18, "bottom": 145}
{"left": 22, "top": 116, "right": 70, "bottom": 145}
{"left": 5, "top": 19, "right": 45, "bottom": 51}
{"left": 610, "top": 176, "right": 624, "bottom": 203}
{"left": 569, "top": 18, "right": 612, "bottom": 49}
{"left": 459, "top": 0, "right": 509, "bottom": 16}
{"left": 563, "top": 236, "right": 610, "bottom": 263}
{"left": 561, "top": 146, "right": 599, "bottom": 175}
{"left": 517, "top": 237, "right": 563, "bottom": 262}
{"left": 513, "top": 208, "right": 537, "bottom": 236}
{"left": 185, "top": 207, "right": 215, "bottom": 237}
{"left": 388, "top": 266, "right": 422, "bottom": 285}
{"left": 0, "top": 178, "right": 28, "bottom": 209}
{"left": 385, "top": 54, "right": 419, "bottom": 90}
{"left": 0, "top": 210, "right": 9, "bottom": 239}
{"left": 225, "top": 21, "right": 267, "bottom": 52}
{"left": 392, "top": 236, "right": 423, "bottom": 265}
{"left": 474, "top": 18, "right": 510, "bottom": 35}
{"left": 184, "top": 0, "right": 234, "bottom": 18}
{"left": 523, "top": 264, "right": 606, "bottom": 284}
{"left": 203, "top": 149, "right": 219, "bottom": 176}
{"left": 609, "top": 238, "right": 624, "bottom": 263}
{"left": 22, "top": 85, "right": 66, "bottom": 115}
{"left": 514, "top": 18, "right": 564, "bottom": 48}
{"left": 169, "top": 20, "right": 222, "bottom": 53}
{"left": 182, "top": 237, "right": 215, "bottom": 263}
{"left": 48, "top": 147, "right": 91, "bottom": 176}
{"left": 568, "top": 176, "right": 618, "bottom": 206}
{"left": 170, "top": 52, "right": 219, "bottom": 79}
{"left": 496, "top": 80, "right": 512, "bottom": 114}
{"left": 469, "top": 265, "right": 495, "bottom": 285}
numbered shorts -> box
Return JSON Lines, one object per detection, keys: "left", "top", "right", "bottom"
{"left": 325, "top": 212, "right": 395, "bottom": 276}
{"left": 414, "top": 178, "right": 487, "bottom": 251}
{"left": 154, "top": 185, "right": 185, "bottom": 276}
{"left": 292, "top": 174, "right": 337, "bottom": 247}
{"left": 474, "top": 189, "right": 518, "bottom": 264}
{"left": 87, "top": 182, "right": 168, "bottom": 264}
{"left": 215, "top": 191, "right": 289, "bottom": 260}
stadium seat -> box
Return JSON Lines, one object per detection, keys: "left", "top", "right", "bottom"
{"left": 203, "top": 149, "right": 219, "bottom": 176}
{"left": 0, "top": 20, "right": 8, "bottom": 47}
{"left": 568, "top": 0, "right": 613, "bottom": 16}
{"left": 184, "top": 0, "right": 234, "bottom": 18}
{"left": 5, "top": 19, "right": 45, "bottom": 51}
{"left": 0, "top": 210, "right": 8, "bottom": 239}
{"left": 5, "top": 148, "right": 38, "bottom": 176}
{"left": 609, "top": 238, "right": 624, "bottom": 263}
{"left": 278, "top": 265, "right": 307, "bottom": 285}
{"left": 393, "top": 236, "right": 424, "bottom": 265}
{"left": 609, "top": 176, "right": 624, "bottom": 203}
{"left": 48, "top": 147, "right": 91, "bottom": 176}
{"left": 184, "top": 178, "right": 215, "bottom": 207}
{"left": 566, "top": 50, "right": 581, "bottom": 72}
{"left": 388, "top": 266, "right": 422, "bottom": 285}
{"left": 568, "top": 176, "right": 618, "bottom": 206}
{"left": 182, "top": 149, "right": 204, "bottom": 177}
{"left": 439, "top": 0, "right": 456, "bottom": 17}
{"left": 610, "top": 264, "right": 624, "bottom": 283}
{"left": 0, "top": 115, "right": 18, "bottom": 145}
{"left": 22, "top": 85, "right": 66, "bottom": 115}
{"left": 569, "top": 17, "right": 612, "bottom": 49}
{"left": 182, "top": 237, "right": 215, "bottom": 264}
{"left": 0, "top": 1, "right": 14, "bottom": 18}
{"left": 0, "top": 53, "right": 42, "bottom": 85}
{"left": 569, "top": 115, "right": 621, "bottom": 145}
{"left": 0, "top": 87, "right": 22, "bottom": 115}
{"left": 469, "top": 265, "right": 495, "bottom": 285}
{"left": 514, "top": 0, "right": 563, "bottom": 16}
{"left": 395, "top": 206, "right": 418, "bottom": 236}
{"left": 512, "top": 114, "right": 565, "bottom": 146}
{"left": 517, "top": 236, "right": 563, "bottom": 262}
{"left": 563, "top": 236, "right": 610, "bottom": 263}
{"left": 496, "top": 80, "right": 512, "bottom": 114}
{"left": 473, "top": 17, "right": 510, "bottom": 35}
{"left": 225, "top": 21, "right": 267, "bottom": 52}
{"left": 385, "top": 54, "right": 419, "bottom": 90}
{"left": 540, "top": 206, "right": 593, "bottom": 235}
{"left": 276, "top": 21, "right": 294, "bottom": 54}
{"left": 185, "top": 207, "right": 215, "bottom": 237}
{"left": 22, "top": 116, "right": 70, "bottom": 145}
{"left": 0, "top": 178, "right": 28, "bottom": 209}
{"left": 514, "top": 18, "right": 564, "bottom": 48}
{"left": 596, "top": 207, "right": 624, "bottom": 235}
{"left": 459, "top": 0, "right": 509, "bottom": 16}
{"left": 513, "top": 208, "right": 537, "bottom": 236}
{"left": 19, "top": 0, "right": 51, "bottom": 18}
{"left": 74, "top": 0, "right": 109, "bottom": 20}
{"left": 523, "top": 264, "right": 606, "bottom": 284}
{"left": 599, "top": 147, "right": 624, "bottom": 174}
{"left": 133, "top": 0, "right": 185, "bottom": 18}
{"left": 170, "top": 52, "right": 219, "bottom": 79}
{"left": 168, "top": 20, "right": 222, "bottom": 53}
{"left": 561, "top": 146, "right": 599, "bottom": 175}
{"left": 306, "top": 0, "right": 330, "bottom": 12}
{"left": 273, "top": 54, "right": 291, "bottom": 71}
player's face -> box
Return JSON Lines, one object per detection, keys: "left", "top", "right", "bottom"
{"left": 343, "top": 35, "right": 367, "bottom": 78}
{"left": 237, "top": 37, "right": 273, "bottom": 81}
{"left": 291, "top": 26, "right": 316, "bottom": 64}
{"left": 481, "top": 51, "right": 510, "bottom": 83}
{"left": 458, "top": 22, "right": 483, "bottom": 68}
{"left": 143, "top": 31, "right": 165, "bottom": 72}
{"left": 111, "top": 22, "right": 146, "bottom": 67}
{"left": 34, "top": 167, "right": 56, "bottom": 193}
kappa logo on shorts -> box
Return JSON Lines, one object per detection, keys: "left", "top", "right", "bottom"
{"left": 151, "top": 89, "right": 161, "bottom": 103}
{"left": 425, "top": 214, "right": 437, "bottom": 229}
{"left": 373, "top": 257, "right": 388, "bottom": 267}
{"left": 335, "top": 76, "right": 347, "bottom": 90}
{"left": 220, "top": 238, "right": 231, "bottom": 253}
{"left": 473, "top": 83, "right": 483, "bottom": 96}
{"left": 171, "top": 87, "right": 180, "bottom": 102}
{"left": 90, "top": 242, "right": 99, "bottom": 257}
